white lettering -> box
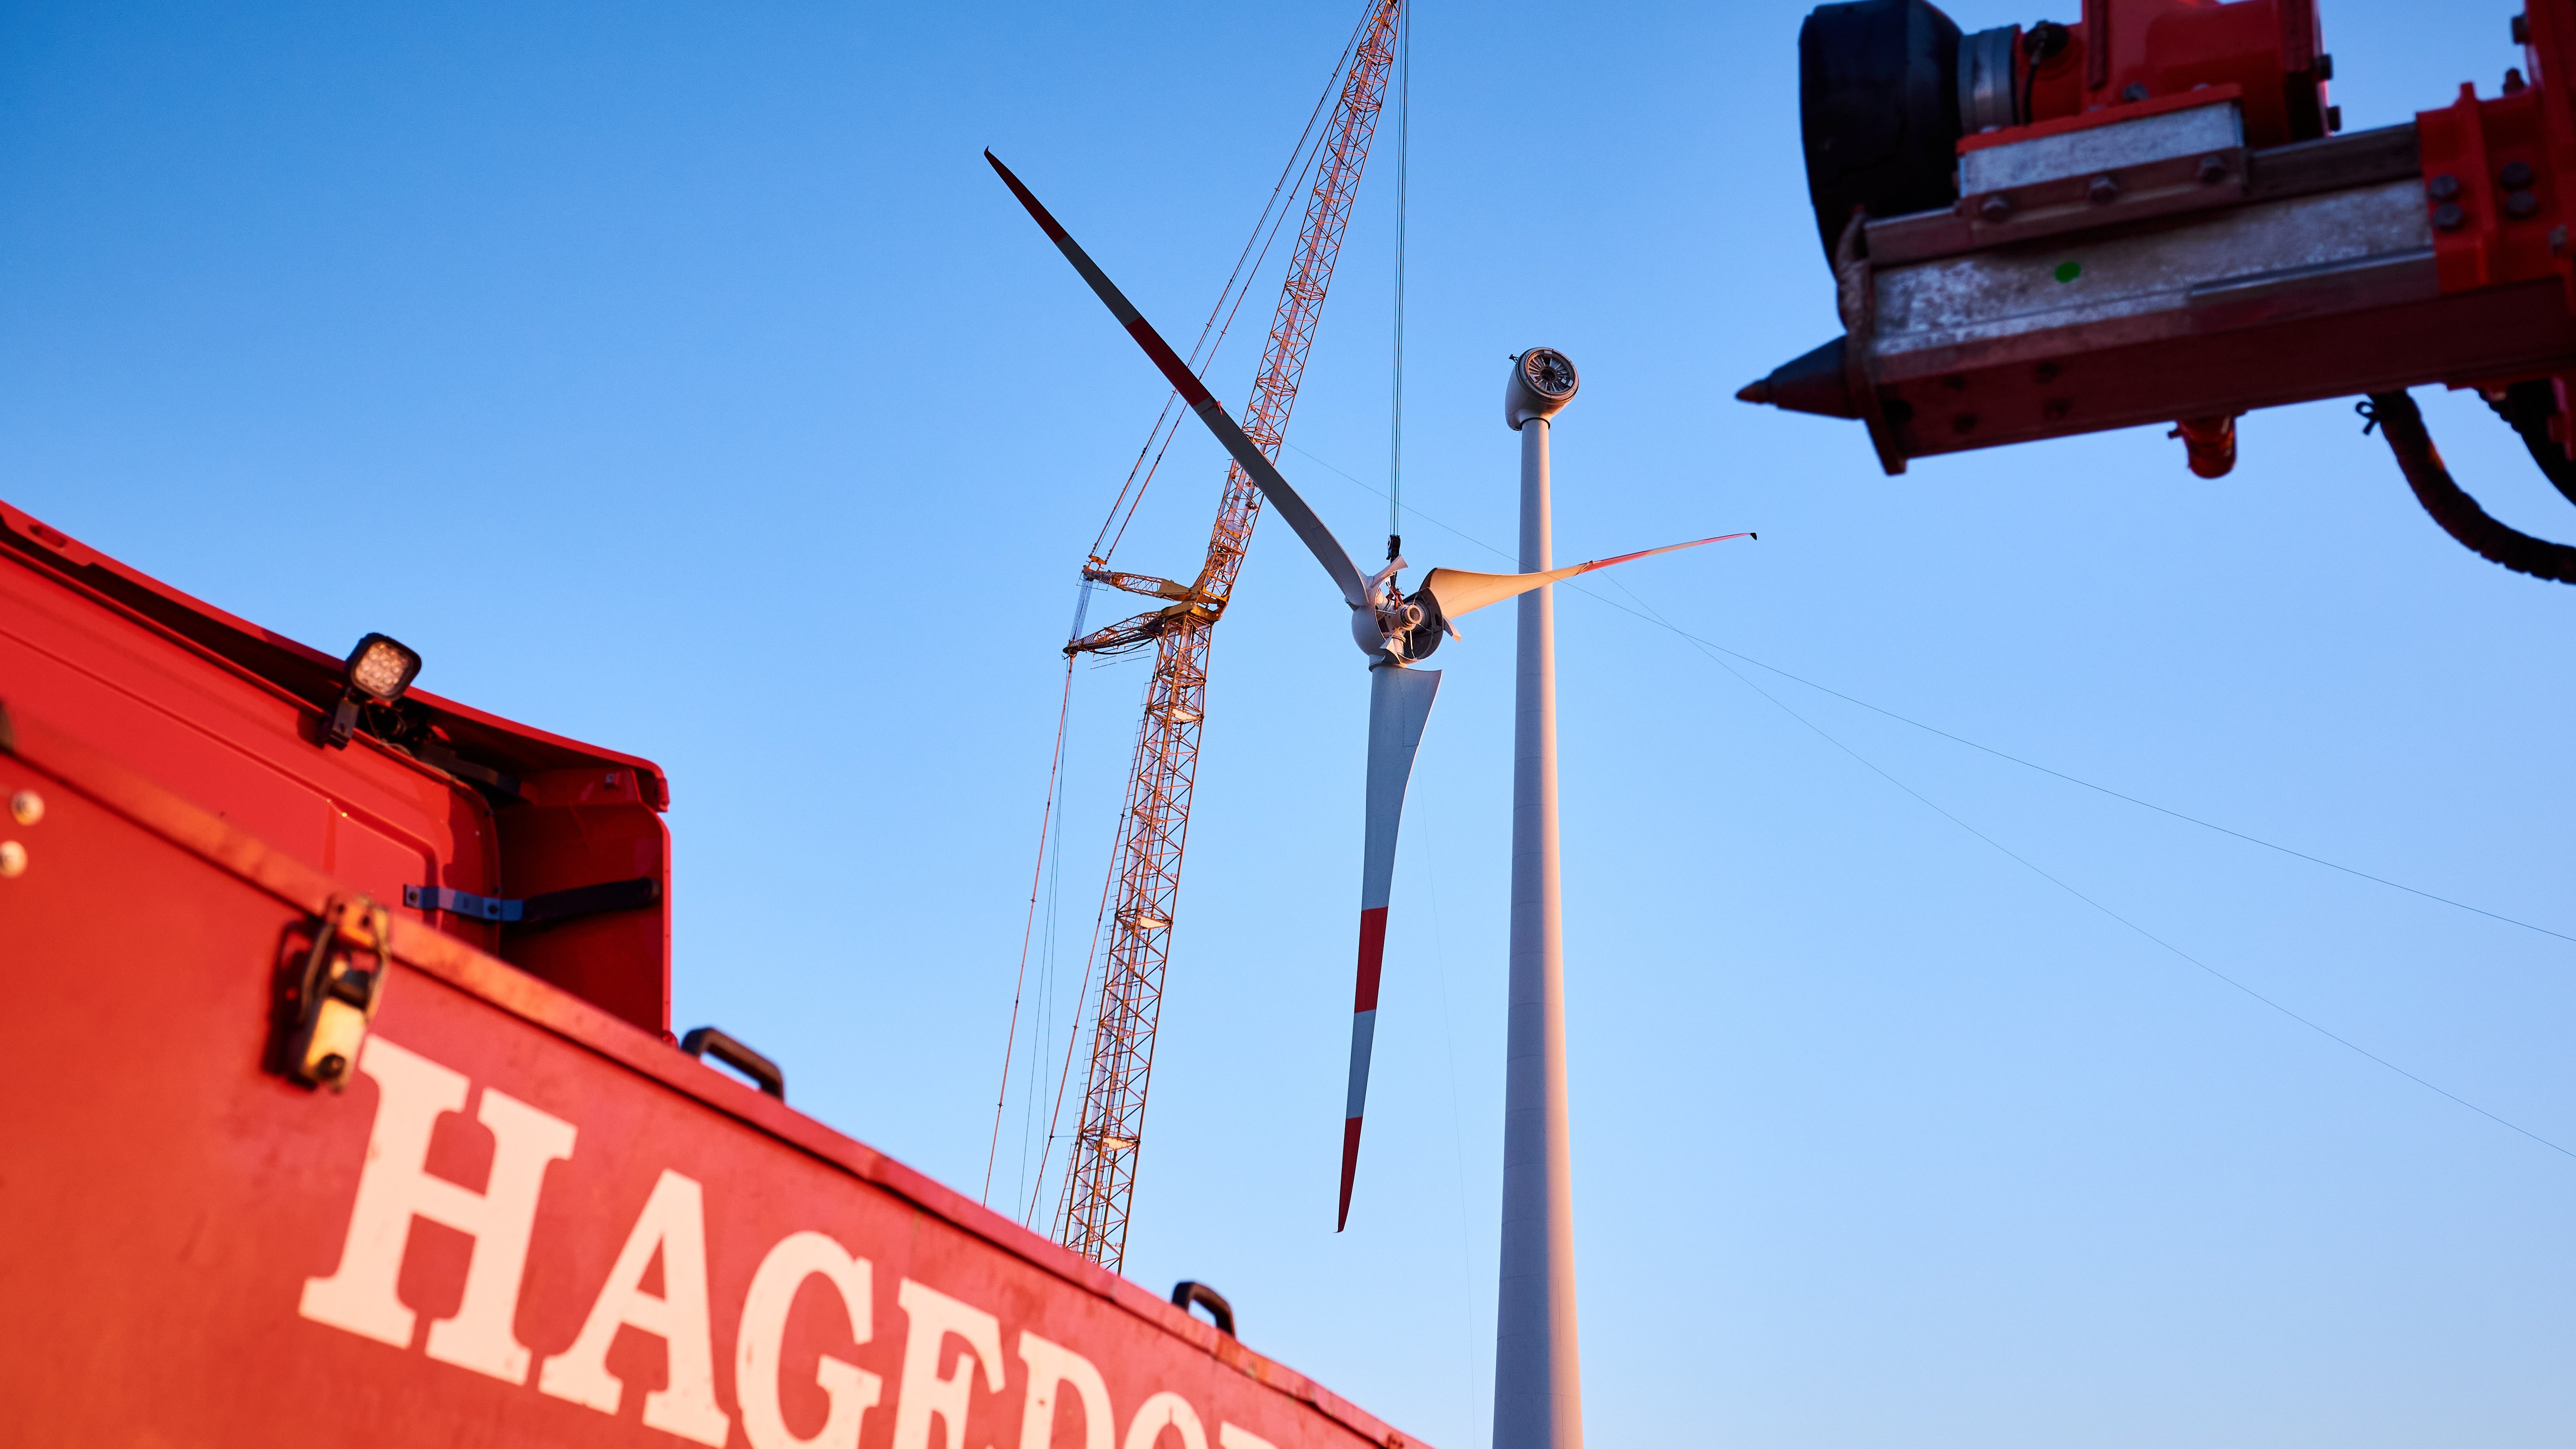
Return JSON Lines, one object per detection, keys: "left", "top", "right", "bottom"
{"left": 298, "top": 1036, "right": 576, "bottom": 1384}
{"left": 892, "top": 1279, "right": 1006, "bottom": 1449}
{"left": 1121, "top": 1393, "right": 1206, "bottom": 1449}
{"left": 738, "top": 1231, "right": 884, "bottom": 1449}
{"left": 537, "top": 1169, "right": 732, "bottom": 1446}
{"left": 1016, "top": 1331, "right": 1113, "bottom": 1449}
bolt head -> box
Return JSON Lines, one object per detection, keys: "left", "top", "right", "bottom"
{"left": 2197, "top": 155, "right": 2230, "bottom": 185}
{"left": 2505, "top": 190, "right": 2541, "bottom": 220}
{"left": 2501, "top": 160, "right": 2536, "bottom": 189}
{"left": 2086, "top": 174, "right": 2120, "bottom": 205}
{"left": 0, "top": 841, "right": 25, "bottom": 878}
{"left": 1978, "top": 193, "right": 2013, "bottom": 222}
{"left": 2428, "top": 173, "right": 2463, "bottom": 201}
{"left": 7, "top": 790, "right": 40, "bottom": 826}
{"left": 2434, "top": 201, "right": 2468, "bottom": 231}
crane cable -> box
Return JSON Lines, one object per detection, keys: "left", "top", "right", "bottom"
{"left": 994, "top": 11, "right": 1386, "bottom": 1208}
{"left": 1387, "top": 0, "right": 1408, "bottom": 562}
{"left": 1086, "top": 9, "right": 1377, "bottom": 570}
{"left": 984, "top": 652, "right": 1076, "bottom": 1206}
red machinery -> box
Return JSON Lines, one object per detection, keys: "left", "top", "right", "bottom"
{"left": 1741, "top": 0, "right": 2576, "bottom": 581}
{"left": 0, "top": 497, "right": 1425, "bottom": 1449}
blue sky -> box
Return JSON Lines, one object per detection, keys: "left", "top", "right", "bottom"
{"left": 5, "top": 2, "right": 2570, "bottom": 1444}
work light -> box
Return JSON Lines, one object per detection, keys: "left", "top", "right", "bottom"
{"left": 325, "top": 633, "right": 420, "bottom": 748}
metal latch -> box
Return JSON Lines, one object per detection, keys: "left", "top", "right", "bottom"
{"left": 279, "top": 893, "right": 391, "bottom": 1091}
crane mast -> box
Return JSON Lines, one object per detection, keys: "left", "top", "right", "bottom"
{"left": 1054, "top": 0, "right": 1404, "bottom": 1271}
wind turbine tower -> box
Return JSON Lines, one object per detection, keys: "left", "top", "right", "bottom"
{"left": 1496, "top": 347, "right": 1584, "bottom": 1449}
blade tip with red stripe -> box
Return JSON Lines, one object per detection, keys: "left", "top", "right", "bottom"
{"left": 1337, "top": 1116, "right": 1363, "bottom": 1232}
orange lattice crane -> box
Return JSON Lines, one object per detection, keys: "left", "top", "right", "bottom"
{"left": 1050, "top": 0, "right": 1405, "bottom": 1272}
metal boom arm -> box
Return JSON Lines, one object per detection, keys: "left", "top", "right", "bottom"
{"left": 1052, "top": 0, "right": 1404, "bottom": 1272}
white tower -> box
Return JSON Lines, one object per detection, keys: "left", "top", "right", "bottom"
{"left": 1494, "top": 347, "right": 1582, "bottom": 1449}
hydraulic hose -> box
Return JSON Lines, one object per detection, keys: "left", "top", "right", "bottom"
{"left": 2364, "top": 391, "right": 2576, "bottom": 585}
{"left": 2483, "top": 379, "right": 2576, "bottom": 512}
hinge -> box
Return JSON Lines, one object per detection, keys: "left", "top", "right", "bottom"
{"left": 276, "top": 893, "right": 391, "bottom": 1091}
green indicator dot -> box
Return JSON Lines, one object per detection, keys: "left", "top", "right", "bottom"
{"left": 2053, "top": 261, "right": 2082, "bottom": 283}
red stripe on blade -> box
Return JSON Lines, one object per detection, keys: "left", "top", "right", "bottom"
{"left": 982, "top": 150, "right": 1068, "bottom": 242}
{"left": 1128, "top": 323, "right": 1212, "bottom": 407}
{"left": 1573, "top": 532, "right": 1752, "bottom": 575}
{"left": 1353, "top": 907, "right": 1388, "bottom": 1011}
{"left": 1337, "top": 1115, "right": 1364, "bottom": 1232}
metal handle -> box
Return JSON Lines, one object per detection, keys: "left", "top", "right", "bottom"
{"left": 681, "top": 1026, "right": 784, "bottom": 1100}
{"left": 1169, "top": 1281, "right": 1233, "bottom": 1337}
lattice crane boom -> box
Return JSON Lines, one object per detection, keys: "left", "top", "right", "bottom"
{"left": 1053, "top": 0, "right": 1404, "bottom": 1272}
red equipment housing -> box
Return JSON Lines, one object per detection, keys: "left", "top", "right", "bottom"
{"left": 0, "top": 498, "right": 1424, "bottom": 1449}
{"left": 1749, "top": 0, "right": 2576, "bottom": 580}
{"left": 2021, "top": 0, "right": 2330, "bottom": 146}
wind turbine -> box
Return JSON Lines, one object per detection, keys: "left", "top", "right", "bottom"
{"left": 984, "top": 150, "right": 1744, "bottom": 1235}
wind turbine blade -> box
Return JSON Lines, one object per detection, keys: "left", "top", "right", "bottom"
{"left": 1340, "top": 663, "right": 1441, "bottom": 1232}
{"left": 1420, "top": 533, "right": 1753, "bottom": 621}
{"left": 985, "top": 150, "right": 1371, "bottom": 611}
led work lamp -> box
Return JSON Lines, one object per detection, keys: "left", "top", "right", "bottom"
{"left": 325, "top": 632, "right": 421, "bottom": 748}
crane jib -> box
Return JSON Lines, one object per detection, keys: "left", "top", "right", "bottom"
{"left": 1010, "top": 0, "right": 1409, "bottom": 1274}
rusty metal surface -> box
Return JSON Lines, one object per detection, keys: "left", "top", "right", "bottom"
{"left": 0, "top": 700, "right": 1422, "bottom": 1449}
{"left": 1868, "top": 124, "right": 2422, "bottom": 269}
{"left": 1873, "top": 276, "right": 2576, "bottom": 462}
{"left": 1871, "top": 178, "right": 2434, "bottom": 365}
{"left": 1959, "top": 96, "right": 2244, "bottom": 193}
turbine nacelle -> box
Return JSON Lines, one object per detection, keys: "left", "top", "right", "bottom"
{"left": 1354, "top": 557, "right": 1449, "bottom": 664}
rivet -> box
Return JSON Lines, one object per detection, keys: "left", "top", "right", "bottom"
{"left": 2434, "top": 201, "right": 2467, "bottom": 231}
{"left": 1979, "top": 193, "right": 2013, "bottom": 222}
{"left": 2505, "top": 190, "right": 2541, "bottom": 220}
{"left": 8, "top": 790, "right": 41, "bottom": 826}
{"left": 2427, "top": 173, "right": 2462, "bottom": 201}
{"left": 2087, "top": 174, "right": 2121, "bottom": 205}
{"left": 0, "top": 841, "right": 25, "bottom": 878}
{"left": 2501, "top": 160, "right": 2536, "bottom": 189}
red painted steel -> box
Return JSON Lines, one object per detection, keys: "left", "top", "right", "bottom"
{"left": 2025, "top": 0, "right": 2327, "bottom": 145}
{"left": 0, "top": 502, "right": 1428, "bottom": 1449}
{"left": 0, "top": 498, "right": 672, "bottom": 1033}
